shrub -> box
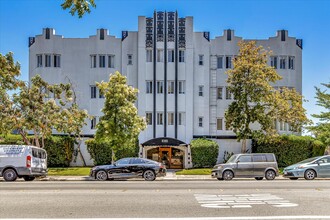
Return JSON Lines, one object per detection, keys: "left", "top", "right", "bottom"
{"left": 253, "top": 135, "right": 326, "bottom": 167}
{"left": 190, "top": 138, "right": 219, "bottom": 168}
{"left": 0, "top": 134, "right": 75, "bottom": 167}
{"left": 86, "top": 139, "right": 138, "bottom": 165}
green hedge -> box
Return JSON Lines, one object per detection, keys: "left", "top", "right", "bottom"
{"left": 253, "top": 135, "right": 326, "bottom": 167}
{"left": 86, "top": 139, "right": 138, "bottom": 165}
{"left": 0, "top": 134, "right": 75, "bottom": 167}
{"left": 190, "top": 138, "right": 219, "bottom": 168}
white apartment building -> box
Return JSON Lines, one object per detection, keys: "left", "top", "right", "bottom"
{"left": 29, "top": 11, "right": 302, "bottom": 168}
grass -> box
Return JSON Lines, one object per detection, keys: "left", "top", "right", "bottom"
{"left": 48, "top": 167, "right": 91, "bottom": 176}
{"left": 175, "top": 168, "right": 212, "bottom": 175}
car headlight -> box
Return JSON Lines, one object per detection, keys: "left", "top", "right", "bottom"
{"left": 216, "top": 165, "right": 223, "bottom": 169}
{"left": 298, "top": 165, "right": 305, "bottom": 169}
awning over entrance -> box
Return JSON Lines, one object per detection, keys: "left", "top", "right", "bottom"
{"left": 141, "top": 137, "right": 187, "bottom": 146}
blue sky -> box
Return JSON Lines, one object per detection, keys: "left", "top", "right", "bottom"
{"left": 0, "top": 0, "right": 329, "bottom": 128}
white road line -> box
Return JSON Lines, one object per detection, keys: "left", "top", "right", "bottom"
{"left": 194, "top": 193, "right": 298, "bottom": 208}
{"left": 3, "top": 216, "right": 330, "bottom": 220}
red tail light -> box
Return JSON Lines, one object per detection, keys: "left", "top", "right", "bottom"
{"left": 26, "top": 155, "right": 31, "bottom": 168}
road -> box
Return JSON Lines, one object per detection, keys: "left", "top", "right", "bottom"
{"left": 1, "top": 180, "right": 330, "bottom": 219}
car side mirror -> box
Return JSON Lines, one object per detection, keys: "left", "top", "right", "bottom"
{"left": 113, "top": 162, "right": 116, "bottom": 166}
{"left": 236, "top": 160, "right": 240, "bottom": 163}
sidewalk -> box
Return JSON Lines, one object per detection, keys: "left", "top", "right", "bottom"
{"left": 40, "top": 170, "right": 290, "bottom": 181}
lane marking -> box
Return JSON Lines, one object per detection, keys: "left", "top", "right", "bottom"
{"left": 194, "top": 193, "right": 298, "bottom": 208}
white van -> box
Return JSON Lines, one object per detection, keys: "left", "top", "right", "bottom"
{"left": 0, "top": 145, "right": 47, "bottom": 181}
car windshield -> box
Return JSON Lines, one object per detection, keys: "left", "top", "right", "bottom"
{"left": 297, "top": 156, "right": 320, "bottom": 164}
{"left": 226, "top": 155, "right": 238, "bottom": 163}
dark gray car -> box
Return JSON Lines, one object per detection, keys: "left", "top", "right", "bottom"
{"left": 211, "top": 153, "right": 279, "bottom": 181}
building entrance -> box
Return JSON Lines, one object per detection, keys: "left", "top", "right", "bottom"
{"left": 141, "top": 137, "right": 192, "bottom": 169}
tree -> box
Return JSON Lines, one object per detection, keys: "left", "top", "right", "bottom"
{"left": 0, "top": 52, "right": 89, "bottom": 149}
{"left": 61, "top": 0, "right": 96, "bottom": 18}
{"left": 225, "top": 41, "right": 309, "bottom": 152}
{"left": 0, "top": 52, "right": 24, "bottom": 135}
{"left": 95, "top": 71, "right": 146, "bottom": 162}
{"left": 308, "top": 82, "right": 330, "bottom": 146}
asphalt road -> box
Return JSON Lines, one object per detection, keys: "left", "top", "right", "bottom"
{"left": 1, "top": 180, "right": 330, "bottom": 219}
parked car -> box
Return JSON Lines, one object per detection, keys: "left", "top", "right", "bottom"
{"left": 0, "top": 145, "right": 47, "bottom": 182}
{"left": 211, "top": 153, "right": 279, "bottom": 181}
{"left": 283, "top": 155, "right": 330, "bottom": 180}
{"left": 90, "top": 157, "right": 166, "bottom": 181}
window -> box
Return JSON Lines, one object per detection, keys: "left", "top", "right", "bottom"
{"left": 54, "top": 54, "right": 60, "bottom": 67}
{"left": 179, "top": 50, "right": 185, "bottom": 62}
{"left": 217, "top": 118, "right": 223, "bottom": 130}
{"left": 99, "top": 88, "right": 104, "bottom": 98}
{"left": 116, "top": 158, "right": 130, "bottom": 165}
{"left": 91, "top": 55, "right": 96, "bottom": 68}
{"left": 279, "top": 121, "right": 285, "bottom": 131}
{"left": 157, "top": 81, "right": 163, "bottom": 94}
{"left": 198, "top": 117, "right": 203, "bottom": 127}
{"left": 253, "top": 155, "right": 267, "bottom": 162}
{"left": 146, "top": 112, "right": 152, "bottom": 125}
{"left": 168, "top": 81, "right": 174, "bottom": 94}
{"left": 226, "top": 87, "right": 232, "bottom": 100}
{"left": 168, "top": 113, "right": 174, "bottom": 125}
{"left": 128, "top": 54, "right": 133, "bottom": 65}
{"left": 99, "top": 55, "right": 105, "bottom": 68}
{"left": 45, "top": 54, "right": 51, "bottom": 67}
{"left": 146, "top": 81, "right": 153, "bottom": 94}
{"left": 199, "top": 55, "right": 204, "bottom": 65}
{"left": 146, "top": 50, "right": 152, "bottom": 62}
{"left": 157, "top": 49, "right": 163, "bottom": 62}
{"left": 226, "top": 56, "right": 232, "bottom": 68}
{"left": 91, "top": 117, "right": 97, "bottom": 129}
{"left": 168, "top": 50, "right": 174, "bottom": 62}
{"left": 130, "top": 158, "right": 145, "bottom": 164}
{"left": 198, "top": 86, "right": 204, "bottom": 96}
{"left": 217, "top": 56, "right": 223, "bottom": 69}
{"left": 217, "top": 87, "right": 223, "bottom": 99}
{"left": 90, "top": 86, "right": 97, "bottom": 99}
{"left": 266, "top": 154, "right": 275, "bottom": 162}
{"left": 238, "top": 155, "right": 252, "bottom": 162}
{"left": 270, "top": 56, "right": 277, "bottom": 69}
{"left": 179, "top": 113, "right": 185, "bottom": 125}
{"left": 280, "top": 57, "right": 286, "bottom": 69}
{"left": 179, "top": 81, "right": 185, "bottom": 94}
{"left": 289, "top": 56, "right": 295, "bottom": 70}
{"left": 157, "top": 113, "right": 163, "bottom": 125}
{"left": 108, "top": 55, "right": 115, "bottom": 68}
{"left": 37, "top": 55, "right": 42, "bottom": 67}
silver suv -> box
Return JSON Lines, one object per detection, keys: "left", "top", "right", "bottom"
{"left": 211, "top": 153, "right": 279, "bottom": 181}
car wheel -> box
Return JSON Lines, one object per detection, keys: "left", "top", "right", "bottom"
{"left": 143, "top": 170, "right": 156, "bottom": 181}
{"left": 289, "top": 177, "right": 299, "bottom": 180}
{"left": 265, "top": 170, "right": 276, "bottom": 180}
{"left": 3, "top": 169, "right": 18, "bottom": 182}
{"left": 217, "top": 177, "right": 224, "bottom": 181}
{"left": 255, "top": 177, "right": 263, "bottom": 180}
{"left": 95, "top": 170, "right": 108, "bottom": 181}
{"left": 222, "top": 170, "right": 234, "bottom": 181}
{"left": 23, "top": 176, "right": 36, "bottom": 181}
{"left": 304, "top": 169, "right": 316, "bottom": 180}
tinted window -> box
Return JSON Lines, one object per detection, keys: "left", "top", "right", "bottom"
{"left": 238, "top": 155, "right": 252, "bottom": 162}
{"left": 253, "top": 155, "right": 267, "bottom": 162}
{"left": 266, "top": 154, "right": 275, "bottom": 162}
{"left": 116, "top": 158, "right": 131, "bottom": 165}
{"left": 130, "top": 158, "right": 145, "bottom": 164}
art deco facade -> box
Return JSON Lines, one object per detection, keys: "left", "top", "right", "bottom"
{"left": 29, "top": 11, "right": 303, "bottom": 168}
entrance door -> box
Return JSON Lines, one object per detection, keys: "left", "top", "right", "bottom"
{"left": 159, "top": 147, "right": 171, "bottom": 168}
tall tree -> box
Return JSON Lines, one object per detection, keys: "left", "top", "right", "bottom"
{"left": 61, "top": 0, "right": 96, "bottom": 18}
{"left": 225, "top": 41, "right": 309, "bottom": 152}
{"left": 308, "top": 82, "right": 330, "bottom": 146}
{"left": 95, "top": 71, "right": 146, "bottom": 162}
{"left": 0, "top": 52, "right": 89, "bottom": 148}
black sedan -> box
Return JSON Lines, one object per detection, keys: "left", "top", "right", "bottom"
{"left": 90, "top": 157, "right": 166, "bottom": 181}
